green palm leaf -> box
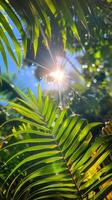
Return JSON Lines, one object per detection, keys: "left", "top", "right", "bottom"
{"left": 0, "top": 86, "right": 112, "bottom": 199}
{"left": 1, "top": 0, "right": 111, "bottom": 73}
{"left": 0, "top": 0, "right": 27, "bottom": 71}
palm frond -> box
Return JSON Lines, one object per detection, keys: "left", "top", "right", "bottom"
{"left": 0, "top": 86, "right": 112, "bottom": 199}
{"left": 0, "top": 0, "right": 27, "bottom": 71}
{"left": 1, "top": 0, "right": 112, "bottom": 72}
{"left": 9, "top": 0, "right": 112, "bottom": 52}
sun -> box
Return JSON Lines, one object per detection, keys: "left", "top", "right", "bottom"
{"left": 49, "top": 69, "right": 65, "bottom": 83}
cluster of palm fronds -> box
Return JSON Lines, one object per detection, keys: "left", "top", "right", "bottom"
{"left": 1, "top": 0, "right": 112, "bottom": 71}
{"left": 0, "top": 86, "right": 112, "bottom": 200}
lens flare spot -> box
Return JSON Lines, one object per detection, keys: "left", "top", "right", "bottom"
{"left": 49, "top": 70, "right": 64, "bottom": 83}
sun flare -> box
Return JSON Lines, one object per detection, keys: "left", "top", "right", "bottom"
{"left": 49, "top": 69, "right": 65, "bottom": 83}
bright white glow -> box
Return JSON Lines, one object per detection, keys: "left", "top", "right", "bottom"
{"left": 49, "top": 70, "right": 64, "bottom": 83}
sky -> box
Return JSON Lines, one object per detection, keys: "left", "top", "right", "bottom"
{"left": 0, "top": 14, "right": 39, "bottom": 94}
{"left": 0, "top": 12, "right": 82, "bottom": 96}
